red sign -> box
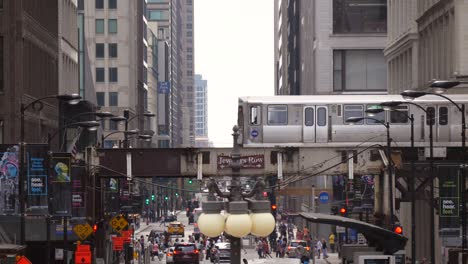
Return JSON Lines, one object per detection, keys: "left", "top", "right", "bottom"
{"left": 17, "top": 256, "right": 32, "bottom": 264}
{"left": 77, "top": 244, "right": 91, "bottom": 252}
{"left": 112, "top": 236, "right": 124, "bottom": 251}
{"left": 121, "top": 230, "right": 132, "bottom": 243}
{"left": 217, "top": 155, "right": 264, "bottom": 169}
{"left": 75, "top": 251, "right": 91, "bottom": 264}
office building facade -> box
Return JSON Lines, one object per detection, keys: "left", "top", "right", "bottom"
{"left": 194, "top": 74, "right": 208, "bottom": 146}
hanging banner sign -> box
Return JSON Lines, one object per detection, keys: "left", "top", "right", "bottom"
{"left": 112, "top": 236, "right": 124, "bottom": 251}
{"left": 217, "top": 155, "right": 265, "bottom": 169}
{"left": 439, "top": 167, "right": 459, "bottom": 218}
{"left": 50, "top": 153, "right": 72, "bottom": 216}
{"left": 0, "top": 145, "right": 20, "bottom": 214}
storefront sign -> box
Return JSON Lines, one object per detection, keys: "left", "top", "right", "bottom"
{"left": 217, "top": 155, "right": 264, "bottom": 169}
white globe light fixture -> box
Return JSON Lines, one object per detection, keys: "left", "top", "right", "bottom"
{"left": 198, "top": 200, "right": 225, "bottom": 238}
{"left": 249, "top": 200, "right": 275, "bottom": 237}
{"left": 225, "top": 201, "right": 252, "bottom": 238}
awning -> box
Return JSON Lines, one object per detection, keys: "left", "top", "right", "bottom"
{"left": 299, "top": 212, "right": 407, "bottom": 254}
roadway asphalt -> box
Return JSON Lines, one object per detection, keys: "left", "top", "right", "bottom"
{"left": 132, "top": 211, "right": 341, "bottom": 264}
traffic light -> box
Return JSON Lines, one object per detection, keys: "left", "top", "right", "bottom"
{"left": 175, "top": 192, "right": 179, "bottom": 197}
{"left": 331, "top": 206, "right": 338, "bottom": 215}
{"left": 188, "top": 179, "right": 193, "bottom": 184}
{"left": 271, "top": 204, "right": 277, "bottom": 212}
{"left": 151, "top": 194, "right": 155, "bottom": 201}
{"left": 393, "top": 225, "right": 403, "bottom": 235}
{"left": 339, "top": 207, "right": 348, "bottom": 217}
{"left": 146, "top": 198, "right": 150, "bottom": 205}
{"left": 263, "top": 191, "right": 268, "bottom": 197}
{"left": 93, "top": 223, "right": 98, "bottom": 233}
{"left": 164, "top": 196, "right": 169, "bottom": 201}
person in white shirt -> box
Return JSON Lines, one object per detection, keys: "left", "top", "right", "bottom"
{"left": 315, "top": 239, "right": 322, "bottom": 259}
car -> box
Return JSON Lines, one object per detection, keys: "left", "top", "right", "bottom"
{"left": 285, "top": 240, "right": 310, "bottom": 258}
{"left": 165, "top": 214, "right": 178, "bottom": 222}
{"left": 168, "top": 221, "right": 185, "bottom": 237}
{"left": 173, "top": 243, "right": 200, "bottom": 264}
{"left": 147, "top": 229, "right": 163, "bottom": 242}
{"left": 165, "top": 246, "right": 175, "bottom": 264}
{"left": 210, "top": 242, "right": 230, "bottom": 263}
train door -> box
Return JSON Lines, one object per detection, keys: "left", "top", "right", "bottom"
{"left": 303, "top": 106, "right": 328, "bottom": 143}
{"left": 437, "top": 105, "right": 450, "bottom": 142}
{"left": 303, "top": 106, "right": 315, "bottom": 142}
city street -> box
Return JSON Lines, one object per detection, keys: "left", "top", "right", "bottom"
{"left": 132, "top": 211, "right": 340, "bottom": 264}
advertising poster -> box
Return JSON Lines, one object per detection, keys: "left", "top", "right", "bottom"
{"left": 26, "top": 144, "right": 49, "bottom": 214}
{"left": 439, "top": 165, "right": 460, "bottom": 229}
{"left": 0, "top": 145, "right": 20, "bottom": 214}
{"left": 50, "top": 153, "right": 72, "bottom": 216}
{"left": 71, "top": 165, "right": 86, "bottom": 217}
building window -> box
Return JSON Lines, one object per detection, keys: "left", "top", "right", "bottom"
{"left": 96, "top": 92, "right": 105, "bottom": 106}
{"left": 109, "top": 43, "right": 118, "bottom": 58}
{"left": 78, "top": 0, "right": 84, "bottom": 10}
{"left": 108, "top": 19, "right": 118, "bottom": 34}
{"left": 186, "top": 0, "right": 192, "bottom": 5}
{"left": 187, "top": 70, "right": 193, "bottom": 76}
{"left": 0, "top": 36, "right": 3, "bottom": 93}
{"left": 96, "top": 0, "right": 104, "bottom": 9}
{"left": 187, "top": 47, "right": 193, "bottom": 52}
{"left": 365, "top": 104, "right": 385, "bottom": 124}
{"left": 304, "top": 108, "right": 314, "bottom": 126}
{"left": 333, "top": 50, "right": 386, "bottom": 91}
{"left": 426, "top": 107, "right": 435, "bottom": 126}
{"left": 187, "top": 24, "right": 192, "bottom": 29}
{"left": 96, "top": 68, "right": 105, "bottom": 82}
{"left": 147, "top": 10, "right": 169, "bottom": 21}
{"left": 187, "top": 54, "right": 193, "bottom": 60}
{"left": 333, "top": 0, "right": 387, "bottom": 33}
{"left": 344, "top": 105, "right": 364, "bottom": 124}
{"left": 96, "top": 43, "right": 104, "bottom": 58}
{"left": 109, "top": 120, "right": 118, "bottom": 130}
{"left": 439, "top": 107, "right": 448, "bottom": 125}
{"left": 109, "top": 0, "right": 117, "bottom": 9}
{"left": 186, "top": 31, "right": 193, "bottom": 37}
{"left": 104, "top": 140, "right": 118, "bottom": 148}
{"left": 267, "top": 105, "right": 288, "bottom": 125}
{"left": 317, "top": 107, "right": 327, "bottom": 126}
{"left": 109, "top": 67, "right": 118, "bottom": 82}
{"left": 95, "top": 19, "right": 105, "bottom": 34}
{"left": 109, "top": 92, "right": 118, "bottom": 106}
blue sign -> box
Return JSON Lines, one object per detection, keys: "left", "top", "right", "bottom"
{"left": 158, "top": 81, "right": 171, "bottom": 94}
{"left": 251, "top": 130, "right": 259, "bottom": 138}
{"left": 319, "top": 192, "right": 330, "bottom": 204}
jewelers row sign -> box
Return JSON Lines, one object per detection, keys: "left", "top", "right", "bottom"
{"left": 217, "top": 155, "right": 264, "bottom": 169}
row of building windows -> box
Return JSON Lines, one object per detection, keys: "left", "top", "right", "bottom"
{"left": 96, "top": 67, "right": 118, "bottom": 82}
{"left": 332, "top": 0, "right": 387, "bottom": 34}
{"left": 96, "top": 19, "right": 118, "bottom": 34}
{"left": 96, "top": 43, "right": 118, "bottom": 58}
{"left": 96, "top": 0, "right": 117, "bottom": 9}
{"left": 96, "top": 91, "right": 119, "bottom": 107}
{"left": 147, "top": 10, "right": 169, "bottom": 21}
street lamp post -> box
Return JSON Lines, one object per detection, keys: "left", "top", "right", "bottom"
{"left": 122, "top": 110, "right": 155, "bottom": 149}
{"left": 19, "top": 94, "right": 81, "bottom": 245}
{"left": 197, "top": 126, "right": 275, "bottom": 264}
{"left": 402, "top": 82, "right": 468, "bottom": 261}
{"left": 346, "top": 116, "right": 394, "bottom": 228}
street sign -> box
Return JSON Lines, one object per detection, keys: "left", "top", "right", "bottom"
{"left": 251, "top": 130, "right": 258, "bottom": 137}
{"left": 55, "top": 248, "right": 64, "bottom": 260}
{"left": 158, "top": 81, "right": 171, "bottom": 94}
{"left": 336, "top": 226, "right": 346, "bottom": 233}
{"left": 121, "top": 230, "right": 133, "bottom": 243}
{"left": 75, "top": 251, "right": 91, "bottom": 264}
{"left": 73, "top": 223, "right": 93, "bottom": 241}
{"left": 318, "top": 191, "right": 330, "bottom": 204}
{"left": 110, "top": 215, "right": 128, "bottom": 232}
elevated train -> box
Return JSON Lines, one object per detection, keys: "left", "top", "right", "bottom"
{"left": 237, "top": 95, "right": 468, "bottom": 148}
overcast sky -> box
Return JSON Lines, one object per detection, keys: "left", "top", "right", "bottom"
{"left": 194, "top": 0, "right": 274, "bottom": 147}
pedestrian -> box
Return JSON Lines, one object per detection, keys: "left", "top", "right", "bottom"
{"left": 315, "top": 239, "right": 322, "bottom": 259}
{"left": 256, "top": 239, "right": 264, "bottom": 258}
{"left": 160, "top": 215, "right": 165, "bottom": 226}
{"left": 329, "top": 233, "right": 335, "bottom": 253}
{"left": 262, "top": 239, "right": 272, "bottom": 258}
{"left": 211, "top": 246, "right": 220, "bottom": 264}
{"left": 281, "top": 237, "right": 287, "bottom": 258}
{"left": 295, "top": 244, "right": 309, "bottom": 264}
{"left": 276, "top": 239, "right": 282, "bottom": 258}
{"left": 322, "top": 238, "right": 328, "bottom": 259}
{"left": 151, "top": 241, "right": 159, "bottom": 261}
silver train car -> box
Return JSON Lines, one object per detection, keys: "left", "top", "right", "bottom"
{"left": 237, "top": 95, "right": 468, "bottom": 148}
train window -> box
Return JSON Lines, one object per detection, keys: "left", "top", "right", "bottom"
{"left": 426, "top": 107, "right": 435, "bottom": 125}
{"left": 305, "top": 108, "right": 314, "bottom": 126}
{"left": 250, "top": 106, "right": 260, "bottom": 125}
{"left": 390, "top": 106, "right": 409, "bottom": 124}
{"left": 268, "top": 105, "right": 288, "bottom": 125}
{"left": 344, "top": 105, "right": 364, "bottom": 124}
{"left": 365, "top": 104, "right": 385, "bottom": 124}
{"left": 439, "top": 107, "right": 448, "bottom": 125}
{"left": 317, "top": 107, "right": 327, "bottom": 126}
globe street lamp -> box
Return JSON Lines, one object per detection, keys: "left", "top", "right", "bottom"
{"left": 346, "top": 116, "right": 395, "bottom": 228}
{"left": 19, "top": 93, "right": 81, "bottom": 245}
{"left": 403, "top": 81, "right": 468, "bottom": 261}
{"left": 198, "top": 126, "right": 275, "bottom": 264}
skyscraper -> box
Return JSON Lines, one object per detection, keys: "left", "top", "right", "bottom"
{"left": 194, "top": 74, "right": 209, "bottom": 147}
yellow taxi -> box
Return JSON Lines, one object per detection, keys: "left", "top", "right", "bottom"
{"left": 167, "top": 221, "right": 185, "bottom": 236}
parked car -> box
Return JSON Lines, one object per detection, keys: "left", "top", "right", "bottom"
{"left": 210, "top": 242, "right": 230, "bottom": 263}
{"left": 168, "top": 221, "right": 185, "bottom": 237}
{"left": 165, "top": 246, "right": 175, "bottom": 264}
{"left": 285, "top": 240, "right": 310, "bottom": 258}
{"left": 173, "top": 243, "right": 199, "bottom": 264}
